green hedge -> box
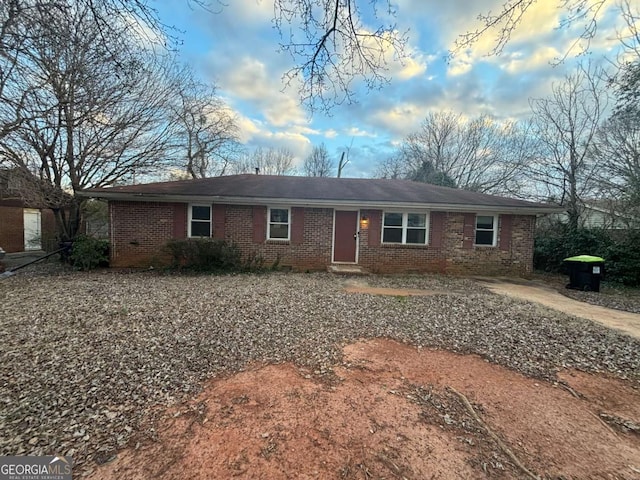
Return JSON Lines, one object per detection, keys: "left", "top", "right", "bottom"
{"left": 165, "top": 238, "right": 267, "bottom": 273}
{"left": 70, "top": 235, "right": 110, "bottom": 270}
{"left": 534, "top": 223, "right": 640, "bottom": 286}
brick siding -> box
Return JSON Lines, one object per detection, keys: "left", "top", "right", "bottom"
{"left": 108, "top": 201, "right": 535, "bottom": 275}
{"left": 0, "top": 205, "right": 24, "bottom": 252}
{"left": 109, "top": 201, "right": 178, "bottom": 267}
{"left": 0, "top": 205, "right": 58, "bottom": 253}
{"left": 40, "top": 209, "right": 57, "bottom": 251}
{"left": 223, "top": 205, "right": 333, "bottom": 271}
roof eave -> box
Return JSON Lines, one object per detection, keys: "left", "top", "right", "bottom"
{"left": 78, "top": 191, "right": 562, "bottom": 215}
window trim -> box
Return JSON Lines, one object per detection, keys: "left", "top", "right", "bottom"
{"left": 381, "top": 211, "right": 429, "bottom": 245}
{"left": 267, "top": 206, "right": 291, "bottom": 241}
{"left": 188, "top": 204, "right": 212, "bottom": 238}
{"left": 474, "top": 214, "right": 498, "bottom": 247}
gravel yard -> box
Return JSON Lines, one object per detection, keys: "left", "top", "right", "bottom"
{"left": 1, "top": 270, "right": 639, "bottom": 476}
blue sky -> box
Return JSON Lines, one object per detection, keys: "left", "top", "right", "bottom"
{"left": 155, "top": 0, "right": 629, "bottom": 177}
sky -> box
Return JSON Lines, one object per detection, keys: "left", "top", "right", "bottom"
{"left": 154, "top": 0, "right": 631, "bottom": 178}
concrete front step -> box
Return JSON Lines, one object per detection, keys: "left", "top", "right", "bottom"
{"left": 327, "top": 264, "right": 369, "bottom": 275}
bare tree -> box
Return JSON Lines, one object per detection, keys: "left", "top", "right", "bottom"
{"left": 0, "top": 1, "right": 21, "bottom": 141}
{"left": 610, "top": 1, "right": 640, "bottom": 121}
{"left": 385, "top": 111, "right": 532, "bottom": 194}
{"left": 0, "top": 1, "right": 49, "bottom": 142}
{"left": 374, "top": 150, "right": 457, "bottom": 188}
{"left": 172, "top": 76, "right": 241, "bottom": 179}
{"left": 233, "top": 147, "right": 296, "bottom": 176}
{"left": 592, "top": 114, "right": 640, "bottom": 224}
{"left": 373, "top": 153, "right": 407, "bottom": 179}
{"left": 0, "top": 2, "right": 180, "bottom": 239}
{"left": 276, "top": 1, "right": 632, "bottom": 110}
{"left": 528, "top": 63, "right": 608, "bottom": 230}
{"left": 453, "top": 0, "right": 617, "bottom": 60}
{"left": 594, "top": 0, "right": 640, "bottom": 224}
{"left": 586, "top": 1, "right": 640, "bottom": 225}
{"left": 275, "top": 0, "right": 407, "bottom": 111}
{"left": 303, "top": 143, "right": 334, "bottom": 177}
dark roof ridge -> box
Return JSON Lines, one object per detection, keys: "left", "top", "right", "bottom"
{"left": 80, "top": 174, "right": 560, "bottom": 212}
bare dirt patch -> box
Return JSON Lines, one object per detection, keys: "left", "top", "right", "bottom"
{"left": 89, "top": 339, "right": 640, "bottom": 480}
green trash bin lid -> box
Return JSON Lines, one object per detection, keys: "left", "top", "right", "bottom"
{"left": 563, "top": 255, "right": 605, "bottom": 263}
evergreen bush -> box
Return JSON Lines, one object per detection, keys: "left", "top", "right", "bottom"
{"left": 70, "top": 235, "right": 110, "bottom": 270}
{"left": 165, "top": 239, "right": 267, "bottom": 273}
{"left": 534, "top": 223, "right": 640, "bottom": 286}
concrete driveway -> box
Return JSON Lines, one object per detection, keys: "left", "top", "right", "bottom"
{"left": 480, "top": 279, "right": 640, "bottom": 340}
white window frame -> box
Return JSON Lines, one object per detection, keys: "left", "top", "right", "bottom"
{"left": 188, "top": 204, "right": 212, "bottom": 238}
{"left": 267, "top": 206, "right": 291, "bottom": 241}
{"left": 381, "top": 211, "right": 429, "bottom": 245}
{"left": 474, "top": 214, "right": 498, "bottom": 247}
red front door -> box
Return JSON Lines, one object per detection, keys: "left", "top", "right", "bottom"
{"left": 333, "top": 210, "right": 358, "bottom": 263}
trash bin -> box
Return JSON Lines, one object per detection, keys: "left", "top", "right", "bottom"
{"left": 563, "top": 255, "right": 605, "bottom": 292}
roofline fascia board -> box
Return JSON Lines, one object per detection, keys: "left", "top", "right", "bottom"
{"left": 78, "top": 191, "right": 563, "bottom": 214}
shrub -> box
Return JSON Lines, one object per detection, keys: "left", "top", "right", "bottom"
{"left": 534, "top": 224, "right": 611, "bottom": 271}
{"left": 534, "top": 224, "right": 640, "bottom": 286}
{"left": 165, "top": 238, "right": 253, "bottom": 272}
{"left": 604, "top": 230, "right": 640, "bottom": 286}
{"left": 70, "top": 235, "right": 110, "bottom": 270}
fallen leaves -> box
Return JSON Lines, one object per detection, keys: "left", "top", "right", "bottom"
{"left": 0, "top": 270, "right": 638, "bottom": 476}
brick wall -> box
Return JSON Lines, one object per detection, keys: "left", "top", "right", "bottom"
{"left": 109, "top": 201, "right": 179, "bottom": 267}
{"left": 222, "top": 205, "right": 333, "bottom": 271}
{"left": 0, "top": 205, "right": 24, "bottom": 252}
{"left": 108, "top": 201, "right": 535, "bottom": 275}
{"left": 359, "top": 210, "right": 534, "bottom": 275}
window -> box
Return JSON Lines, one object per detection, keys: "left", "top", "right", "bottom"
{"left": 475, "top": 215, "right": 497, "bottom": 246}
{"left": 382, "top": 212, "right": 428, "bottom": 245}
{"left": 268, "top": 207, "right": 290, "bottom": 240}
{"left": 189, "top": 204, "right": 211, "bottom": 237}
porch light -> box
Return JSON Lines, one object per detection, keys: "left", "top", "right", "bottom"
{"left": 360, "top": 215, "right": 369, "bottom": 229}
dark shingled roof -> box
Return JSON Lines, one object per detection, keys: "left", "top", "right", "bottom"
{"left": 81, "top": 174, "right": 557, "bottom": 212}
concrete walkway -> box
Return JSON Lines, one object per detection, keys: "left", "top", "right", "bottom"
{"left": 481, "top": 279, "right": 640, "bottom": 340}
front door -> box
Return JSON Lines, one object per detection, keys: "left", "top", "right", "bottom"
{"left": 333, "top": 210, "right": 358, "bottom": 263}
{"left": 23, "top": 209, "right": 42, "bottom": 251}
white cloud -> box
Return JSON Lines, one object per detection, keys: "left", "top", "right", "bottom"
{"left": 345, "top": 127, "right": 377, "bottom": 138}
{"left": 226, "top": 0, "right": 273, "bottom": 24}
{"left": 234, "top": 115, "right": 261, "bottom": 143}
{"left": 231, "top": 113, "right": 312, "bottom": 165}
{"left": 324, "top": 129, "right": 338, "bottom": 139}
{"left": 501, "top": 46, "right": 561, "bottom": 73}
{"left": 447, "top": 54, "right": 474, "bottom": 77}
{"left": 370, "top": 102, "right": 429, "bottom": 136}
{"left": 436, "top": 0, "right": 600, "bottom": 76}
{"left": 396, "top": 55, "right": 429, "bottom": 80}
{"left": 290, "top": 125, "right": 320, "bottom": 136}
{"left": 214, "top": 56, "right": 307, "bottom": 127}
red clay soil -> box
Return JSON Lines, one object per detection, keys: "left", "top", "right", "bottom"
{"left": 88, "top": 339, "right": 640, "bottom": 480}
